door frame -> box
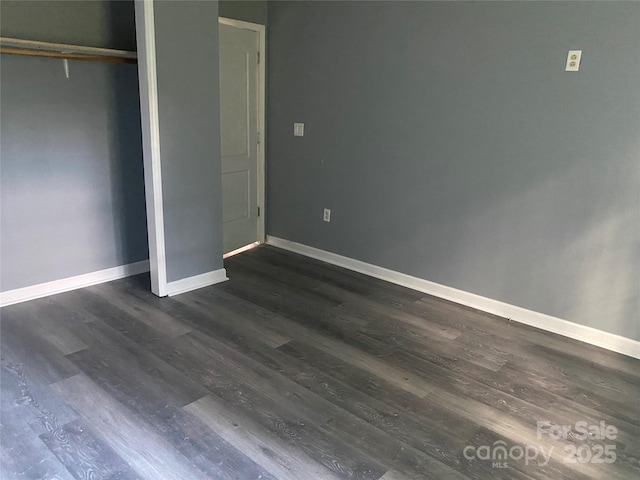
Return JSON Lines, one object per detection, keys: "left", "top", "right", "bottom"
{"left": 219, "top": 17, "right": 266, "bottom": 250}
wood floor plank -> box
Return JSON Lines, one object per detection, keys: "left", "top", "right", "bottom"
{"left": 209, "top": 272, "right": 508, "bottom": 405}
{"left": 522, "top": 344, "right": 640, "bottom": 407}
{"left": 39, "top": 418, "right": 143, "bottom": 480}
{"left": 378, "top": 470, "right": 414, "bottom": 480}
{"left": 2, "top": 245, "right": 638, "bottom": 479}
{"left": 26, "top": 298, "right": 89, "bottom": 355}
{"left": 1, "top": 308, "right": 80, "bottom": 385}
{"left": 150, "top": 403, "right": 279, "bottom": 480}
{"left": 49, "top": 374, "right": 214, "bottom": 480}
{"left": 185, "top": 395, "right": 346, "bottom": 480}
{"left": 117, "top": 286, "right": 476, "bottom": 478}
{"left": 421, "top": 383, "right": 637, "bottom": 480}
{"left": 53, "top": 324, "right": 272, "bottom": 480}
{"left": 214, "top": 279, "right": 435, "bottom": 398}
{"left": 175, "top": 291, "right": 291, "bottom": 348}
{"left": 488, "top": 361, "right": 640, "bottom": 437}
{"left": 1, "top": 360, "right": 77, "bottom": 480}
{"left": 65, "top": 318, "right": 208, "bottom": 409}
{"left": 1, "top": 417, "right": 76, "bottom": 480}
{"left": 88, "top": 280, "right": 192, "bottom": 338}
{"left": 149, "top": 333, "right": 390, "bottom": 479}
{"left": 271, "top": 342, "right": 474, "bottom": 476}
{"left": 143, "top": 298, "right": 492, "bottom": 477}
{"left": 170, "top": 268, "right": 639, "bottom": 475}
{"left": 59, "top": 288, "right": 175, "bottom": 346}
{"left": 1, "top": 359, "right": 78, "bottom": 437}
{"left": 243, "top": 245, "right": 425, "bottom": 303}
{"left": 462, "top": 427, "right": 588, "bottom": 480}
{"left": 331, "top": 298, "right": 461, "bottom": 344}
{"left": 220, "top": 265, "right": 509, "bottom": 377}
{"left": 220, "top": 261, "right": 344, "bottom": 320}
{"left": 178, "top": 332, "right": 467, "bottom": 479}
{"left": 411, "top": 295, "right": 640, "bottom": 380}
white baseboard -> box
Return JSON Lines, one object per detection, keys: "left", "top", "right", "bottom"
{"left": 0, "top": 260, "right": 151, "bottom": 307}
{"left": 166, "top": 268, "right": 228, "bottom": 297}
{"left": 266, "top": 236, "right": 640, "bottom": 360}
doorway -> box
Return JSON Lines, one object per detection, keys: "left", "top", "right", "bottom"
{"left": 219, "top": 18, "right": 265, "bottom": 256}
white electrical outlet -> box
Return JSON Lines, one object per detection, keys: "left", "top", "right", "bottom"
{"left": 323, "top": 208, "right": 331, "bottom": 222}
{"left": 294, "top": 123, "right": 305, "bottom": 136}
{"left": 565, "top": 50, "right": 582, "bottom": 71}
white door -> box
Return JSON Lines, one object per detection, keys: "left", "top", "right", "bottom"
{"left": 219, "top": 22, "right": 260, "bottom": 254}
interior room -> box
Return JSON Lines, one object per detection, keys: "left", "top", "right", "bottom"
{"left": 1, "top": 1, "right": 638, "bottom": 479}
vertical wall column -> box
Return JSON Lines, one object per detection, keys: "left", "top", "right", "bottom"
{"left": 135, "top": 0, "right": 226, "bottom": 297}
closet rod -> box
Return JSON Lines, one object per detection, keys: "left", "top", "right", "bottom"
{"left": 0, "top": 47, "right": 137, "bottom": 64}
{"left": 0, "top": 37, "right": 137, "bottom": 63}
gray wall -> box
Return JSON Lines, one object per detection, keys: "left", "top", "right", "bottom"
{"left": 220, "top": 0, "right": 267, "bottom": 25}
{"left": 266, "top": 1, "right": 640, "bottom": 341}
{"left": 151, "top": 0, "right": 224, "bottom": 282}
{"left": 0, "top": 1, "right": 147, "bottom": 292}
{"left": 0, "top": 0, "right": 136, "bottom": 50}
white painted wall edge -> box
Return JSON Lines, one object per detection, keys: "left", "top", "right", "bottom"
{"left": 0, "top": 260, "right": 150, "bottom": 308}
{"left": 166, "top": 268, "right": 228, "bottom": 297}
{"left": 135, "top": 0, "right": 168, "bottom": 296}
{"left": 266, "top": 236, "right": 640, "bottom": 360}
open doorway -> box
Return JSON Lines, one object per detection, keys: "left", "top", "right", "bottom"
{"left": 219, "top": 18, "right": 266, "bottom": 258}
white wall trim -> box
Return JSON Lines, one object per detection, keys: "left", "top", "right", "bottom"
{"left": 0, "top": 261, "right": 150, "bottom": 308}
{"left": 219, "top": 17, "right": 267, "bottom": 244}
{"left": 266, "top": 236, "right": 640, "bottom": 360}
{"left": 135, "top": 0, "right": 168, "bottom": 296}
{"left": 166, "top": 268, "right": 228, "bottom": 297}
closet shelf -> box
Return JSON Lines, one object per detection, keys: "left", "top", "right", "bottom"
{"left": 0, "top": 37, "right": 137, "bottom": 64}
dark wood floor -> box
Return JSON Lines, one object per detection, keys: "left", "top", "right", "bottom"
{"left": 1, "top": 245, "right": 639, "bottom": 480}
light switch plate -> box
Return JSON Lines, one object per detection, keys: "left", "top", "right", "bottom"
{"left": 565, "top": 50, "right": 582, "bottom": 71}
{"left": 294, "top": 123, "right": 304, "bottom": 136}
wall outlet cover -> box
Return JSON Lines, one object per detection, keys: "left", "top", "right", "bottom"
{"left": 565, "top": 50, "right": 582, "bottom": 71}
